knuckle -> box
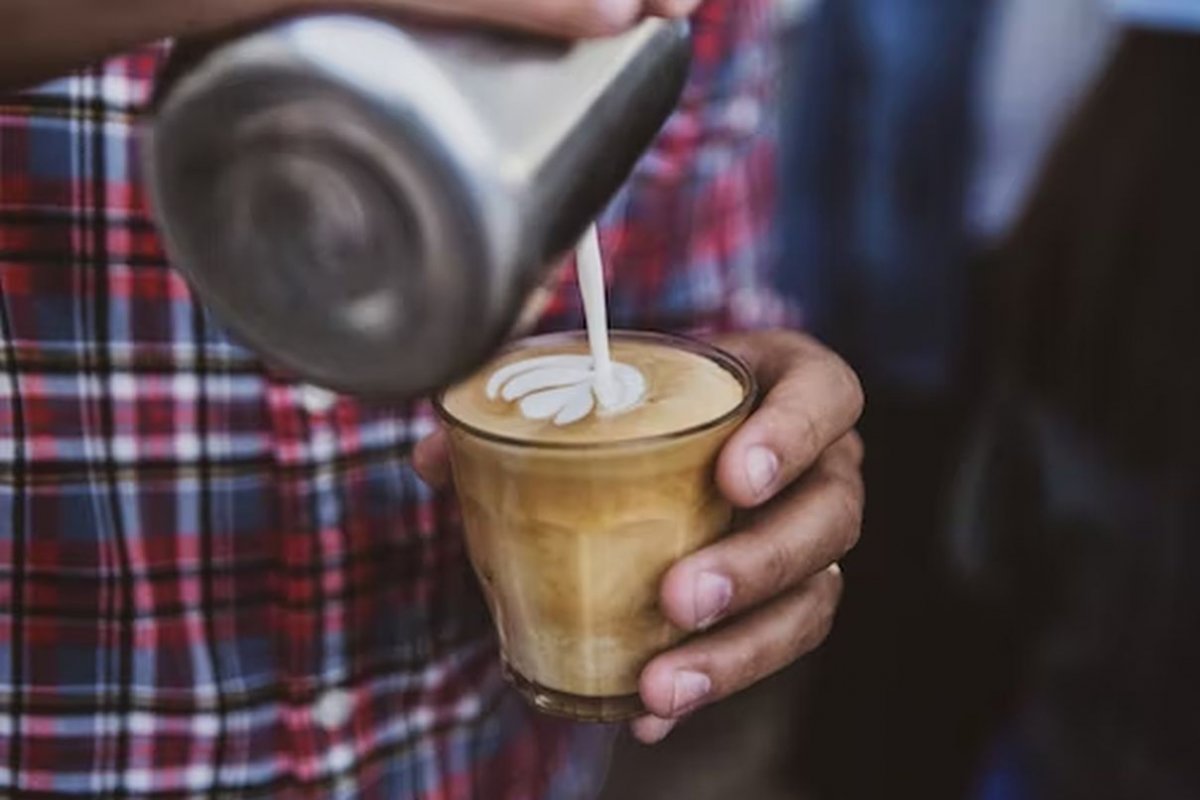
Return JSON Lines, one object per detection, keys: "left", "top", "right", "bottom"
{"left": 759, "top": 534, "right": 797, "bottom": 599}
{"left": 783, "top": 624, "right": 810, "bottom": 663}
{"left": 825, "top": 563, "right": 845, "bottom": 602}
{"left": 842, "top": 430, "right": 866, "bottom": 467}
{"left": 758, "top": 329, "right": 811, "bottom": 373}
{"left": 786, "top": 605, "right": 827, "bottom": 659}
{"left": 793, "top": 406, "right": 823, "bottom": 467}
{"left": 806, "top": 569, "right": 844, "bottom": 649}
{"left": 709, "top": 637, "right": 759, "bottom": 696}
{"left": 570, "top": 0, "right": 642, "bottom": 34}
{"left": 650, "top": 0, "right": 699, "bottom": 17}
{"left": 773, "top": 328, "right": 807, "bottom": 350}
{"left": 809, "top": 602, "right": 836, "bottom": 650}
{"left": 763, "top": 326, "right": 801, "bottom": 347}
{"left": 836, "top": 361, "right": 866, "bottom": 420}
{"left": 834, "top": 479, "right": 865, "bottom": 552}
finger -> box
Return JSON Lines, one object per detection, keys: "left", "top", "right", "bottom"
{"left": 640, "top": 565, "right": 843, "bottom": 719}
{"left": 630, "top": 714, "right": 678, "bottom": 745}
{"left": 396, "top": 0, "right": 645, "bottom": 38}
{"left": 645, "top": 0, "right": 704, "bottom": 16}
{"left": 412, "top": 429, "right": 452, "bottom": 489}
{"left": 715, "top": 331, "right": 864, "bottom": 508}
{"left": 661, "top": 433, "right": 863, "bottom": 630}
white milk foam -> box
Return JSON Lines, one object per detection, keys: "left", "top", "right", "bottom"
{"left": 487, "top": 226, "right": 647, "bottom": 426}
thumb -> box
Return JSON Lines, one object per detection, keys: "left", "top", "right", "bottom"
{"left": 413, "top": 429, "right": 453, "bottom": 489}
{"left": 394, "top": 0, "right": 644, "bottom": 38}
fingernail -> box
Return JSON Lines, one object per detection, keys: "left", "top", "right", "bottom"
{"left": 657, "top": 0, "right": 700, "bottom": 16}
{"left": 632, "top": 715, "right": 677, "bottom": 745}
{"left": 746, "top": 446, "right": 780, "bottom": 499}
{"left": 693, "top": 571, "right": 733, "bottom": 629}
{"left": 670, "top": 670, "right": 712, "bottom": 716}
{"left": 594, "top": 0, "right": 640, "bottom": 30}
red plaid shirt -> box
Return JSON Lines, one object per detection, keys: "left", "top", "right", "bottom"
{"left": 0, "top": 2, "right": 787, "bottom": 797}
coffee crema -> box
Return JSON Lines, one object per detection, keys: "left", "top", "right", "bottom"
{"left": 442, "top": 337, "right": 745, "bottom": 445}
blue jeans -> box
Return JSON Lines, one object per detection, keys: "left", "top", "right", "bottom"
{"left": 778, "top": 0, "right": 992, "bottom": 394}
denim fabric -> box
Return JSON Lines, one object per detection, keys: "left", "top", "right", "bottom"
{"left": 778, "top": 0, "right": 992, "bottom": 395}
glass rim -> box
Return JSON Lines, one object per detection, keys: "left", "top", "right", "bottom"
{"left": 433, "top": 330, "right": 758, "bottom": 451}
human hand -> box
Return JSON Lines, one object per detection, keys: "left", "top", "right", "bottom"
{"left": 366, "top": 0, "right": 703, "bottom": 38}
{"left": 629, "top": 330, "right": 864, "bottom": 743}
{"left": 416, "top": 331, "right": 865, "bottom": 742}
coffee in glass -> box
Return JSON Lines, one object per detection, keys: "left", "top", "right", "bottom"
{"left": 437, "top": 331, "right": 755, "bottom": 721}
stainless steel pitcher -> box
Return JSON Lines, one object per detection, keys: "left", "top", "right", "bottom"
{"left": 146, "top": 14, "right": 691, "bottom": 398}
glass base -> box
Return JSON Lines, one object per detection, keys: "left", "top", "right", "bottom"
{"left": 503, "top": 662, "right": 644, "bottom": 723}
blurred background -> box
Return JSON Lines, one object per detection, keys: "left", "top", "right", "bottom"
{"left": 602, "top": 1, "right": 1200, "bottom": 798}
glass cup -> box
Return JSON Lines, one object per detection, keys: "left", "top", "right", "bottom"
{"left": 435, "top": 331, "right": 756, "bottom": 722}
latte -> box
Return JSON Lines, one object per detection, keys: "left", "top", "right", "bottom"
{"left": 437, "top": 331, "right": 753, "bottom": 721}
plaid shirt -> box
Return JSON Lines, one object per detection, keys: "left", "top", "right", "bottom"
{"left": 0, "top": 2, "right": 786, "bottom": 797}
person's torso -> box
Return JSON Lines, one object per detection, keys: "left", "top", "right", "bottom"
{"left": 0, "top": 3, "right": 786, "bottom": 796}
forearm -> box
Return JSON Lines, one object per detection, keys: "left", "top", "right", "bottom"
{"left": 1, "top": 0, "right": 297, "bottom": 90}
{"left": 0, "top": 0, "right": 693, "bottom": 90}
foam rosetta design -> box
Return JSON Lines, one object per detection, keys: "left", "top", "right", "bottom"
{"left": 486, "top": 355, "right": 647, "bottom": 426}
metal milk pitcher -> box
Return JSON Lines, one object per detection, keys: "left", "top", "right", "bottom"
{"left": 145, "top": 14, "right": 691, "bottom": 398}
